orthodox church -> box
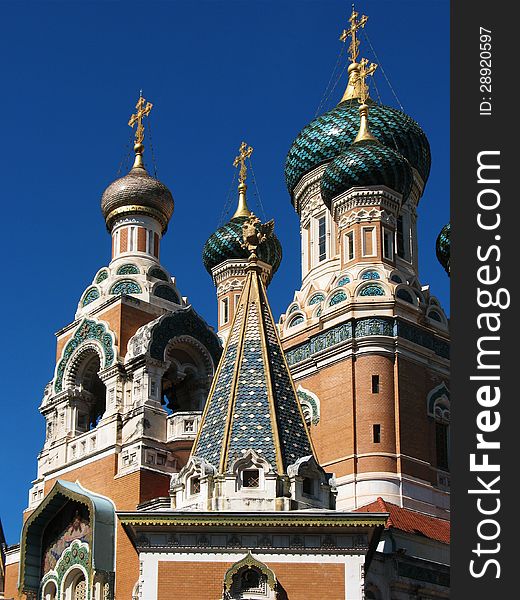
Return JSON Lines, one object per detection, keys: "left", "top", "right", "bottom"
{"left": 2, "top": 6, "right": 450, "bottom": 600}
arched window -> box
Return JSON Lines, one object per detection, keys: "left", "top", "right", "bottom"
{"left": 230, "top": 567, "right": 273, "bottom": 599}
{"left": 434, "top": 399, "right": 450, "bottom": 471}
{"left": 41, "top": 580, "right": 57, "bottom": 600}
{"left": 427, "top": 383, "right": 451, "bottom": 472}
{"left": 62, "top": 569, "right": 87, "bottom": 600}
{"left": 223, "top": 553, "right": 277, "bottom": 600}
{"left": 73, "top": 351, "right": 106, "bottom": 432}
{"left": 288, "top": 315, "right": 304, "bottom": 328}
{"left": 161, "top": 338, "right": 214, "bottom": 413}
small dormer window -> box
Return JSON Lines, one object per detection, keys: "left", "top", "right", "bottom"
{"left": 242, "top": 469, "right": 260, "bottom": 488}
{"left": 190, "top": 477, "right": 201, "bottom": 495}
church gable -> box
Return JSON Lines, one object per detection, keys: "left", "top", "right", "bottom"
{"left": 19, "top": 481, "right": 115, "bottom": 598}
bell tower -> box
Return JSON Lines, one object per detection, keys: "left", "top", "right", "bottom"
{"left": 24, "top": 97, "right": 221, "bottom": 599}
{"left": 280, "top": 7, "right": 450, "bottom": 518}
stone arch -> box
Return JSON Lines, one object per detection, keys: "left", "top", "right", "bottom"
{"left": 65, "top": 344, "right": 107, "bottom": 431}
{"left": 153, "top": 283, "right": 180, "bottom": 304}
{"left": 41, "top": 577, "right": 58, "bottom": 600}
{"left": 19, "top": 481, "right": 115, "bottom": 598}
{"left": 54, "top": 319, "right": 116, "bottom": 394}
{"left": 223, "top": 552, "right": 278, "bottom": 599}
{"left": 148, "top": 308, "right": 222, "bottom": 367}
{"left": 296, "top": 385, "right": 320, "bottom": 425}
{"left": 161, "top": 335, "right": 216, "bottom": 412}
{"left": 286, "top": 313, "right": 305, "bottom": 329}
{"left": 61, "top": 565, "right": 88, "bottom": 600}
{"left": 427, "top": 382, "right": 450, "bottom": 417}
{"left": 355, "top": 281, "right": 389, "bottom": 297}
{"left": 230, "top": 449, "right": 273, "bottom": 493}
{"left": 394, "top": 284, "right": 419, "bottom": 306}
{"left": 81, "top": 287, "right": 100, "bottom": 307}
{"left": 428, "top": 383, "right": 450, "bottom": 472}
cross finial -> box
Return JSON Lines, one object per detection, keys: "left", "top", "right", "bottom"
{"left": 357, "top": 57, "right": 377, "bottom": 104}
{"left": 233, "top": 141, "right": 254, "bottom": 186}
{"left": 128, "top": 95, "right": 153, "bottom": 167}
{"left": 340, "top": 4, "right": 369, "bottom": 63}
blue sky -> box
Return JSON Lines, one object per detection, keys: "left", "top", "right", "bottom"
{"left": 0, "top": 0, "right": 449, "bottom": 542}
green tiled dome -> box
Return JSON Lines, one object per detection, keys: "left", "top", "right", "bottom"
{"left": 202, "top": 216, "right": 282, "bottom": 275}
{"left": 320, "top": 140, "right": 413, "bottom": 208}
{"left": 436, "top": 222, "right": 450, "bottom": 275}
{"left": 285, "top": 99, "right": 430, "bottom": 199}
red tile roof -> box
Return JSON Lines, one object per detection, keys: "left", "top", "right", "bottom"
{"left": 355, "top": 497, "right": 450, "bottom": 544}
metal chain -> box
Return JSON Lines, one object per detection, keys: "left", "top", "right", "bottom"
{"left": 117, "top": 134, "right": 133, "bottom": 177}
{"left": 247, "top": 157, "right": 267, "bottom": 222}
{"left": 146, "top": 116, "right": 159, "bottom": 178}
{"left": 218, "top": 169, "right": 238, "bottom": 227}
{"left": 315, "top": 43, "right": 346, "bottom": 116}
{"left": 362, "top": 30, "right": 405, "bottom": 112}
{"left": 370, "top": 73, "right": 401, "bottom": 153}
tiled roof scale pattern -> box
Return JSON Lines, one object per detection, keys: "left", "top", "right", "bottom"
{"left": 285, "top": 99, "right": 431, "bottom": 198}
{"left": 192, "top": 266, "right": 314, "bottom": 474}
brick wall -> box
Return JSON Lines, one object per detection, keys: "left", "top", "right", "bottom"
{"left": 4, "top": 562, "right": 20, "bottom": 600}
{"left": 157, "top": 560, "right": 345, "bottom": 600}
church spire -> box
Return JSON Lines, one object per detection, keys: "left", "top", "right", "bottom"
{"left": 128, "top": 92, "right": 153, "bottom": 170}
{"left": 194, "top": 217, "right": 316, "bottom": 474}
{"left": 173, "top": 215, "right": 332, "bottom": 511}
{"left": 231, "top": 141, "right": 254, "bottom": 219}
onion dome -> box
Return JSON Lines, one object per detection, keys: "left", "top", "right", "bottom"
{"left": 285, "top": 98, "right": 430, "bottom": 200}
{"left": 436, "top": 222, "right": 450, "bottom": 276}
{"left": 101, "top": 95, "right": 174, "bottom": 233}
{"left": 101, "top": 164, "right": 174, "bottom": 233}
{"left": 320, "top": 103, "right": 413, "bottom": 208}
{"left": 202, "top": 185, "right": 282, "bottom": 276}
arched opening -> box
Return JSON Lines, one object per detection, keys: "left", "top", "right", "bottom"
{"left": 161, "top": 339, "right": 213, "bottom": 414}
{"left": 41, "top": 580, "right": 57, "bottom": 600}
{"left": 74, "top": 351, "right": 106, "bottom": 432}
{"left": 434, "top": 399, "right": 450, "bottom": 471}
{"left": 62, "top": 568, "right": 87, "bottom": 600}
{"left": 231, "top": 567, "right": 269, "bottom": 599}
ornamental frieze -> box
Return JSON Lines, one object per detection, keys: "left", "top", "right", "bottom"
{"left": 285, "top": 317, "right": 449, "bottom": 365}
{"left": 54, "top": 319, "right": 116, "bottom": 393}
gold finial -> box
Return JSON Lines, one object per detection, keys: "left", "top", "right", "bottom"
{"left": 353, "top": 59, "right": 378, "bottom": 143}
{"left": 340, "top": 5, "right": 368, "bottom": 63}
{"left": 357, "top": 57, "right": 377, "bottom": 105}
{"left": 241, "top": 215, "right": 274, "bottom": 261}
{"left": 128, "top": 94, "right": 153, "bottom": 169}
{"left": 232, "top": 141, "right": 254, "bottom": 218}
{"left": 339, "top": 5, "right": 373, "bottom": 102}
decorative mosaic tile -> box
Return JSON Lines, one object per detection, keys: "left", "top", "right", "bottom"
{"left": 202, "top": 216, "right": 282, "bottom": 275}
{"left": 359, "top": 284, "right": 385, "bottom": 297}
{"left": 308, "top": 293, "right": 325, "bottom": 305}
{"left": 336, "top": 276, "right": 351, "bottom": 287}
{"left": 361, "top": 271, "right": 380, "bottom": 280}
{"left": 109, "top": 280, "right": 142, "bottom": 295}
{"left": 82, "top": 287, "right": 100, "bottom": 306}
{"left": 329, "top": 290, "right": 348, "bottom": 306}
{"left": 320, "top": 140, "right": 413, "bottom": 208}
{"left": 116, "top": 264, "right": 139, "bottom": 275}
{"left": 285, "top": 99, "right": 430, "bottom": 195}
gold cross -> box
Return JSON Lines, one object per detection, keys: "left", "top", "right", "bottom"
{"left": 357, "top": 57, "right": 377, "bottom": 104}
{"left": 340, "top": 5, "right": 369, "bottom": 63}
{"left": 233, "top": 141, "right": 254, "bottom": 185}
{"left": 128, "top": 94, "right": 153, "bottom": 146}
